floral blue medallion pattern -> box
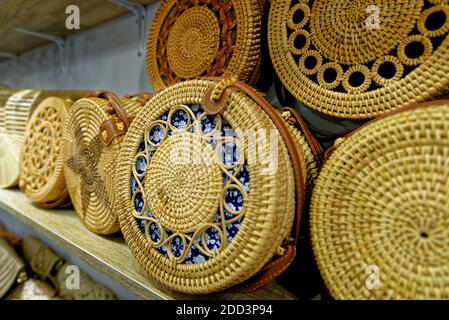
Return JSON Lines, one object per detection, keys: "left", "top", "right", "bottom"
{"left": 131, "top": 104, "right": 249, "bottom": 264}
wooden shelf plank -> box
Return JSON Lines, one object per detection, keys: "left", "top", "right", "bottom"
{"left": 0, "top": 0, "right": 157, "bottom": 55}
{"left": 0, "top": 189, "right": 298, "bottom": 300}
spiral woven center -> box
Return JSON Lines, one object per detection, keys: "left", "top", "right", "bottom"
{"left": 145, "top": 132, "right": 222, "bottom": 233}
{"left": 310, "top": 0, "right": 423, "bottom": 64}
{"left": 167, "top": 6, "right": 220, "bottom": 79}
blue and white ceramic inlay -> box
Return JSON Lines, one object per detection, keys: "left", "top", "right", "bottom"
{"left": 131, "top": 104, "right": 249, "bottom": 264}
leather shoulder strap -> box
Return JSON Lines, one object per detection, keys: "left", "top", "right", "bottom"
{"left": 85, "top": 90, "right": 131, "bottom": 146}
{"left": 201, "top": 77, "right": 305, "bottom": 292}
{"left": 282, "top": 107, "right": 324, "bottom": 167}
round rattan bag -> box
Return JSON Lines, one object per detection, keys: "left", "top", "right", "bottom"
{"left": 146, "top": 0, "right": 263, "bottom": 91}
{"left": 269, "top": 0, "right": 449, "bottom": 119}
{"left": 116, "top": 77, "right": 321, "bottom": 293}
{"left": 63, "top": 91, "right": 145, "bottom": 235}
{"left": 0, "top": 90, "right": 40, "bottom": 188}
{"left": 310, "top": 100, "right": 449, "bottom": 299}
{"left": 19, "top": 97, "right": 74, "bottom": 208}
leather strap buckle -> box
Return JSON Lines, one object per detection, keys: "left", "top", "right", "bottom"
{"left": 99, "top": 118, "right": 127, "bottom": 146}
{"left": 202, "top": 77, "right": 238, "bottom": 115}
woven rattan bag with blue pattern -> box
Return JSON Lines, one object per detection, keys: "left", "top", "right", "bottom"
{"left": 115, "top": 77, "right": 322, "bottom": 293}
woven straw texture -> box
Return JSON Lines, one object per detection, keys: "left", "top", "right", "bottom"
{"left": 281, "top": 110, "right": 320, "bottom": 194}
{"left": 114, "top": 78, "right": 318, "bottom": 293}
{"left": 310, "top": 101, "right": 449, "bottom": 299}
{"left": 0, "top": 90, "right": 88, "bottom": 189}
{"left": 19, "top": 97, "right": 73, "bottom": 206}
{"left": 0, "top": 90, "right": 40, "bottom": 188}
{"left": 269, "top": 0, "right": 449, "bottom": 119}
{"left": 0, "top": 90, "right": 13, "bottom": 132}
{"left": 63, "top": 97, "right": 143, "bottom": 235}
{"left": 146, "top": 0, "right": 263, "bottom": 91}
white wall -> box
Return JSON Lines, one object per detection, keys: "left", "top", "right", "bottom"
{"left": 0, "top": 2, "right": 161, "bottom": 96}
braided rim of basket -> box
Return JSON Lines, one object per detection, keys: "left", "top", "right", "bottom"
{"left": 146, "top": 0, "right": 263, "bottom": 91}
{"left": 310, "top": 100, "right": 449, "bottom": 299}
{"left": 63, "top": 97, "right": 142, "bottom": 235}
{"left": 19, "top": 97, "right": 72, "bottom": 204}
{"left": 269, "top": 0, "right": 449, "bottom": 119}
{"left": 116, "top": 79, "right": 306, "bottom": 293}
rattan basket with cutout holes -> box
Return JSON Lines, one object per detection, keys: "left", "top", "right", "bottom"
{"left": 63, "top": 91, "right": 146, "bottom": 235}
{"left": 269, "top": 0, "right": 449, "bottom": 119}
{"left": 310, "top": 99, "right": 449, "bottom": 299}
{"left": 115, "top": 77, "right": 322, "bottom": 293}
{"left": 146, "top": 0, "right": 264, "bottom": 91}
{"left": 19, "top": 97, "right": 75, "bottom": 208}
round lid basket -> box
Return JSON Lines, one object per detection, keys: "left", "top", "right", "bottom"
{"left": 116, "top": 78, "right": 320, "bottom": 293}
{"left": 146, "top": 0, "right": 263, "bottom": 91}
{"left": 63, "top": 92, "right": 145, "bottom": 235}
{"left": 269, "top": 0, "right": 449, "bottom": 119}
{"left": 310, "top": 100, "right": 449, "bottom": 299}
{"left": 19, "top": 97, "right": 74, "bottom": 207}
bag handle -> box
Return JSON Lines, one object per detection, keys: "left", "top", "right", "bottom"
{"left": 124, "top": 92, "right": 155, "bottom": 105}
{"left": 201, "top": 76, "right": 305, "bottom": 292}
{"left": 86, "top": 90, "right": 131, "bottom": 146}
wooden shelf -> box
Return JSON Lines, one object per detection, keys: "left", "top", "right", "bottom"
{"left": 0, "top": 0, "right": 156, "bottom": 55}
{"left": 0, "top": 189, "right": 298, "bottom": 300}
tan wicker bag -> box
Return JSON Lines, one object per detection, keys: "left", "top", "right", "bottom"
{"left": 269, "top": 0, "right": 449, "bottom": 119}
{"left": 116, "top": 77, "right": 322, "bottom": 293}
{"left": 63, "top": 91, "right": 147, "bottom": 235}
{"left": 310, "top": 100, "right": 449, "bottom": 299}
{"left": 0, "top": 90, "right": 87, "bottom": 189}
{"left": 146, "top": 0, "right": 264, "bottom": 91}
{"left": 0, "top": 90, "right": 40, "bottom": 188}
{"left": 19, "top": 97, "right": 75, "bottom": 208}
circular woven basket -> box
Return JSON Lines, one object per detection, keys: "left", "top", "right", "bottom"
{"left": 146, "top": 0, "right": 263, "bottom": 91}
{"left": 63, "top": 93, "right": 144, "bottom": 235}
{"left": 310, "top": 100, "right": 449, "bottom": 299}
{"left": 19, "top": 97, "right": 74, "bottom": 207}
{"left": 4, "top": 90, "right": 41, "bottom": 145}
{"left": 115, "top": 78, "right": 319, "bottom": 293}
{"left": 0, "top": 90, "right": 40, "bottom": 188}
{"left": 269, "top": 0, "right": 449, "bottom": 119}
{"left": 0, "top": 90, "right": 89, "bottom": 189}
